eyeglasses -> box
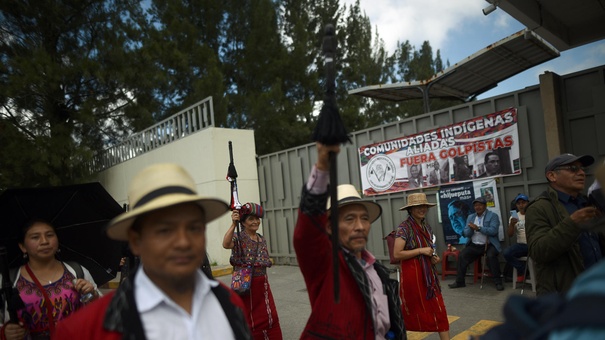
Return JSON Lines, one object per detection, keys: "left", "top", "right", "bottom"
{"left": 554, "top": 165, "right": 587, "bottom": 173}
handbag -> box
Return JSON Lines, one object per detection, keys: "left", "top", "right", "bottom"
{"left": 230, "top": 233, "right": 259, "bottom": 294}
{"left": 384, "top": 231, "right": 399, "bottom": 264}
{"left": 231, "top": 267, "right": 252, "bottom": 294}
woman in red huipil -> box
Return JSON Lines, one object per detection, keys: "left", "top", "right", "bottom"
{"left": 394, "top": 193, "right": 450, "bottom": 340}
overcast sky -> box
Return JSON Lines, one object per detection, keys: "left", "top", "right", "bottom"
{"left": 341, "top": 0, "right": 605, "bottom": 99}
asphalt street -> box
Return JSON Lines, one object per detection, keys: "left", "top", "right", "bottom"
{"left": 215, "top": 264, "right": 536, "bottom": 340}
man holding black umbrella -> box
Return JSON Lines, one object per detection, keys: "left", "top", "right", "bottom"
{"left": 293, "top": 142, "right": 405, "bottom": 339}
{"left": 52, "top": 163, "right": 251, "bottom": 339}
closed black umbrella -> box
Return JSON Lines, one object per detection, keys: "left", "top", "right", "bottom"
{"left": 312, "top": 24, "right": 351, "bottom": 303}
{"left": 0, "top": 182, "right": 126, "bottom": 286}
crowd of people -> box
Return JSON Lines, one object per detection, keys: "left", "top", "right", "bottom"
{"left": 0, "top": 148, "right": 603, "bottom": 339}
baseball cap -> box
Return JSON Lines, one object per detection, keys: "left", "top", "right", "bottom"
{"left": 545, "top": 154, "right": 594, "bottom": 173}
{"left": 472, "top": 197, "right": 487, "bottom": 205}
{"left": 514, "top": 194, "right": 529, "bottom": 203}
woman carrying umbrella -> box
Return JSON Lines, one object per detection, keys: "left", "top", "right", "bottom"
{"left": 1, "top": 219, "right": 100, "bottom": 340}
{"left": 393, "top": 193, "right": 450, "bottom": 340}
{"left": 222, "top": 203, "right": 282, "bottom": 340}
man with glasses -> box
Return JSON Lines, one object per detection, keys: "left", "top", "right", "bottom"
{"left": 526, "top": 153, "right": 604, "bottom": 295}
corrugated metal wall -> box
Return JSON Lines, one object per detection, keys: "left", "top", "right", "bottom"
{"left": 258, "top": 65, "right": 605, "bottom": 265}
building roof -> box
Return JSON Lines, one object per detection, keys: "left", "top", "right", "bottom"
{"left": 498, "top": 0, "right": 605, "bottom": 52}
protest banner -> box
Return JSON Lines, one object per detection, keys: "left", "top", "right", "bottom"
{"left": 359, "top": 108, "right": 521, "bottom": 196}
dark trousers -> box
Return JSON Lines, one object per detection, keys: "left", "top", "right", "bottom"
{"left": 503, "top": 243, "right": 528, "bottom": 272}
{"left": 456, "top": 243, "right": 502, "bottom": 284}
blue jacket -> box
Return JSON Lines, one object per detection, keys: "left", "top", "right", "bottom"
{"left": 463, "top": 210, "right": 502, "bottom": 252}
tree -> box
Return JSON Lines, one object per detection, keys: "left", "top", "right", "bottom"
{"left": 0, "top": 0, "right": 466, "bottom": 186}
{"left": 144, "top": 0, "right": 228, "bottom": 121}
{"left": 0, "top": 0, "right": 156, "bottom": 188}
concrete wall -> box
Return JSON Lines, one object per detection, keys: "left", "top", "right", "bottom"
{"left": 96, "top": 127, "right": 259, "bottom": 266}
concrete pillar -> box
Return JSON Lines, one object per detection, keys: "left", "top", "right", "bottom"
{"left": 539, "top": 71, "right": 565, "bottom": 159}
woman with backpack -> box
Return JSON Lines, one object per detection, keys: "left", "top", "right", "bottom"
{"left": 1, "top": 219, "right": 100, "bottom": 340}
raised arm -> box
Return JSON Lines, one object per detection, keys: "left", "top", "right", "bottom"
{"left": 222, "top": 210, "right": 240, "bottom": 249}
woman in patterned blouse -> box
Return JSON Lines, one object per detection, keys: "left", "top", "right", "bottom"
{"left": 1, "top": 219, "right": 100, "bottom": 340}
{"left": 222, "top": 202, "right": 282, "bottom": 339}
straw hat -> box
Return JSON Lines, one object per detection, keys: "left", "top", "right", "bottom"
{"left": 326, "top": 184, "right": 382, "bottom": 223}
{"left": 106, "top": 163, "right": 229, "bottom": 241}
{"left": 399, "top": 193, "right": 436, "bottom": 211}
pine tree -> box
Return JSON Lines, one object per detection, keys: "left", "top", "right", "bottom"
{"left": 0, "top": 0, "right": 155, "bottom": 188}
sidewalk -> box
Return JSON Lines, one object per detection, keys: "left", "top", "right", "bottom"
{"left": 215, "top": 265, "right": 535, "bottom": 340}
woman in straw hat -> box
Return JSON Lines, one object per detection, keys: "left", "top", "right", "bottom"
{"left": 223, "top": 202, "right": 282, "bottom": 340}
{"left": 393, "top": 193, "right": 450, "bottom": 340}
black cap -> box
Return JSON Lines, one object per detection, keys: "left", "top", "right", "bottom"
{"left": 472, "top": 197, "right": 487, "bottom": 205}
{"left": 545, "top": 154, "right": 594, "bottom": 173}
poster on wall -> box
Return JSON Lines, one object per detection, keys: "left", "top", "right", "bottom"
{"left": 436, "top": 179, "right": 504, "bottom": 245}
{"left": 359, "top": 107, "right": 521, "bottom": 196}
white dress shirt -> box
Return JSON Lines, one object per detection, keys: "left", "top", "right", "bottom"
{"left": 135, "top": 266, "right": 235, "bottom": 340}
{"left": 471, "top": 214, "right": 488, "bottom": 245}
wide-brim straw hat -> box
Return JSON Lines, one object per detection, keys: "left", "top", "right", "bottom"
{"left": 399, "top": 193, "right": 436, "bottom": 211}
{"left": 106, "top": 163, "right": 229, "bottom": 241}
{"left": 326, "top": 184, "right": 382, "bottom": 223}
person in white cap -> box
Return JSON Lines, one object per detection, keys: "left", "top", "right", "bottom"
{"left": 526, "top": 153, "right": 604, "bottom": 295}
{"left": 293, "top": 142, "right": 405, "bottom": 339}
{"left": 503, "top": 193, "right": 530, "bottom": 282}
{"left": 52, "top": 163, "right": 251, "bottom": 339}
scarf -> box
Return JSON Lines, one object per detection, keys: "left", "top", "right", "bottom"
{"left": 402, "top": 216, "right": 441, "bottom": 300}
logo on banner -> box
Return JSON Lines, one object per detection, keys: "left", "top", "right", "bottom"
{"left": 366, "top": 155, "right": 396, "bottom": 192}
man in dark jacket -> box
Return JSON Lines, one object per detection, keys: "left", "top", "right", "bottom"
{"left": 526, "top": 153, "right": 603, "bottom": 296}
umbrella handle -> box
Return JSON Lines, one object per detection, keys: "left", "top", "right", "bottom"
{"left": 329, "top": 151, "right": 340, "bottom": 303}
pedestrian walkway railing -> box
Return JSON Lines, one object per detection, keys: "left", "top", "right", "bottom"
{"left": 89, "top": 97, "right": 215, "bottom": 172}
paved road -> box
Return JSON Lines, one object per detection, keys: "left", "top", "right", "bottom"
{"left": 215, "top": 265, "right": 536, "bottom": 340}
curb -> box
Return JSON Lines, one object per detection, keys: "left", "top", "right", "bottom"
{"left": 212, "top": 265, "right": 233, "bottom": 278}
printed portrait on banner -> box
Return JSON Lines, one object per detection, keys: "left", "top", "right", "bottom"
{"left": 437, "top": 179, "right": 504, "bottom": 244}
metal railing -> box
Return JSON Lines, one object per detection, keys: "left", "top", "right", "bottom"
{"left": 90, "top": 97, "right": 215, "bottom": 172}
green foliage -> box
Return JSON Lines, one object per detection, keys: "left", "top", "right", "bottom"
{"left": 0, "top": 0, "right": 464, "bottom": 188}
{"left": 0, "top": 0, "right": 156, "bottom": 189}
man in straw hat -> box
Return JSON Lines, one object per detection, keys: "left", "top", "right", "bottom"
{"left": 53, "top": 164, "right": 251, "bottom": 339}
{"left": 448, "top": 196, "right": 504, "bottom": 291}
{"left": 525, "top": 153, "right": 604, "bottom": 296}
{"left": 293, "top": 142, "right": 405, "bottom": 339}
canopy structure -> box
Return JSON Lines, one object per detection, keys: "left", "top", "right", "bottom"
{"left": 498, "top": 0, "right": 605, "bottom": 52}
{"left": 349, "top": 29, "right": 559, "bottom": 113}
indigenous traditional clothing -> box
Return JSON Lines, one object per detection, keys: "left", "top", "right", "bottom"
{"left": 396, "top": 216, "right": 449, "bottom": 332}
{"left": 294, "top": 184, "right": 405, "bottom": 339}
{"left": 231, "top": 231, "right": 282, "bottom": 340}
{"left": 52, "top": 271, "right": 251, "bottom": 340}
{"left": 1, "top": 262, "right": 98, "bottom": 340}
